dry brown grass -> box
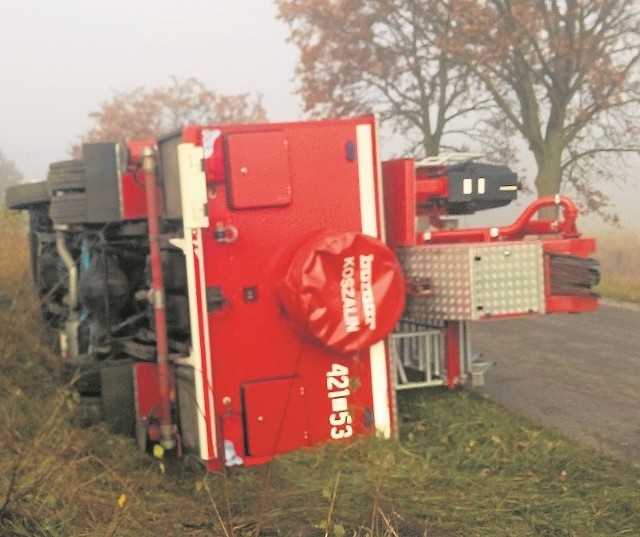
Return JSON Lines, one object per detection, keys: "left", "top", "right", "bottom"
{"left": 0, "top": 215, "right": 215, "bottom": 536}
{"left": 1, "top": 208, "right": 639, "bottom": 536}
{"left": 592, "top": 227, "right": 640, "bottom": 303}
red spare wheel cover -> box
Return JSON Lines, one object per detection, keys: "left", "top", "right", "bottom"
{"left": 277, "top": 231, "right": 405, "bottom": 353}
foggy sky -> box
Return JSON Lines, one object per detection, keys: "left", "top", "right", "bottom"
{"left": 1, "top": 1, "right": 636, "bottom": 228}
{"left": 1, "top": 0, "right": 302, "bottom": 179}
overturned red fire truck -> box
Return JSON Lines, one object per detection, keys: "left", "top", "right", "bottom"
{"left": 5, "top": 115, "right": 598, "bottom": 470}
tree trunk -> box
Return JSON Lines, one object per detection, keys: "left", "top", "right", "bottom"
{"left": 423, "top": 132, "right": 440, "bottom": 158}
{"left": 533, "top": 139, "right": 564, "bottom": 219}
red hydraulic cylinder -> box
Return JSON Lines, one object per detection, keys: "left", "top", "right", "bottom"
{"left": 141, "top": 147, "right": 176, "bottom": 450}
{"left": 421, "top": 195, "right": 580, "bottom": 244}
{"left": 444, "top": 321, "right": 461, "bottom": 389}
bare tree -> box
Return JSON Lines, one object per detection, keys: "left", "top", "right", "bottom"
{"left": 276, "top": 0, "right": 486, "bottom": 157}
{"left": 446, "top": 0, "right": 640, "bottom": 220}
{"left": 72, "top": 77, "right": 268, "bottom": 155}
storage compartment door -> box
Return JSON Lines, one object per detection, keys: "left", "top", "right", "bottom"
{"left": 242, "top": 377, "right": 308, "bottom": 457}
{"left": 226, "top": 131, "right": 292, "bottom": 209}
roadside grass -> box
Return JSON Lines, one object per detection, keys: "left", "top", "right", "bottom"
{"left": 592, "top": 227, "right": 640, "bottom": 303}
{"left": 1, "top": 209, "right": 639, "bottom": 536}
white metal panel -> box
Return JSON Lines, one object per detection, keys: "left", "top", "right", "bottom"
{"left": 356, "top": 124, "right": 379, "bottom": 238}
{"left": 177, "top": 144, "right": 209, "bottom": 229}
{"left": 356, "top": 121, "right": 392, "bottom": 437}
{"left": 175, "top": 143, "right": 217, "bottom": 461}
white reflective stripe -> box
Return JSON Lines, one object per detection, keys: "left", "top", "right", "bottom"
{"left": 173, "top": 219, "right": 211, "bottom": 461}
{"left": 478, "top": 177, "right": 486, "bottom": 194}
{"left": 195, "top": 231, "right": 218, "bottom": 460}
{"left": 356, "top": 124, "right": 378, "bottom": 238}
{"left": 370, "top": 340, "right": 391, "bottom": 437}
{"left": 372, "top": 117, "right": 387, "bottom": 242}
{"left": 463, "top": 178, "right": 473, "bottom": 195}
{"left": 357, "top": 122, "right": 391, "bottom": 437}
{"left": 177, "top": 143, "right": 217, "bottom": 461}
{"left": 191, "top": 234, "right": 211, "bottom": 460}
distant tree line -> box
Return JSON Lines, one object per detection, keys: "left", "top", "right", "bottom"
{"left": 71, "top": 76, "right": 268, "bottom": 157}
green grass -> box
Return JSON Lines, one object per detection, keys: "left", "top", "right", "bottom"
{"left": 1, "top": 210, "right": 639, "bottom": 536}
{"left": 253, "top": 390, "right": 640, "bottom": 536}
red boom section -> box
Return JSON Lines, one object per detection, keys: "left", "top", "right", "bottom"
{"left": 417, "top": 196, "right": 597, "bottom": 314}
{"left": 382, "top": 154, "right": 598, "bottom": 388}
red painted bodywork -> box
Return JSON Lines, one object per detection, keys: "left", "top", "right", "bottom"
{"left": 177, "top": 117, "right": 398, "bottom": 469}
{"left": 120, "top": 140, "right": 162, "bottom": 220}
{"left": 128, "top": 115, "right": 597, "bottom": 467}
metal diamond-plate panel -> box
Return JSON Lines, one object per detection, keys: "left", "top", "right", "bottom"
{"left": 398, "top": 242, "right": 545, "bottom": 321}
{"left": 471, "top": 243, "right": 545, "bottom": 317}
{"left": 399, "top": 246, "right": 473, "bottom": 319}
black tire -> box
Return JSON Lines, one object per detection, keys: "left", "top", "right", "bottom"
{"left": 5, "top": 181, "right": 50, "bottom": 210}
{"left": 49, "top": 192, "right": 87, "bottom": 224}
{"left": 47, "top": 160, "right": 86, "bottom": 194}
{"left": 100, "top": 359, "right": 136, "bottom": 436}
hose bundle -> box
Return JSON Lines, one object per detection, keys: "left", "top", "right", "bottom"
{"left": 549, "top": 254, "right": 600, "bottom": 296}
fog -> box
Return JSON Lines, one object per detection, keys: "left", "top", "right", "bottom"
{"left": 1, "top": 0, "right": 636, "bottom": 228}
{"left": 1, "top": 1, "right": 302, "bottom": 179}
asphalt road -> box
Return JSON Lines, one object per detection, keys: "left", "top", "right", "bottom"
{"left": 468, "top": 301, "right": 640, "bottom": 467}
